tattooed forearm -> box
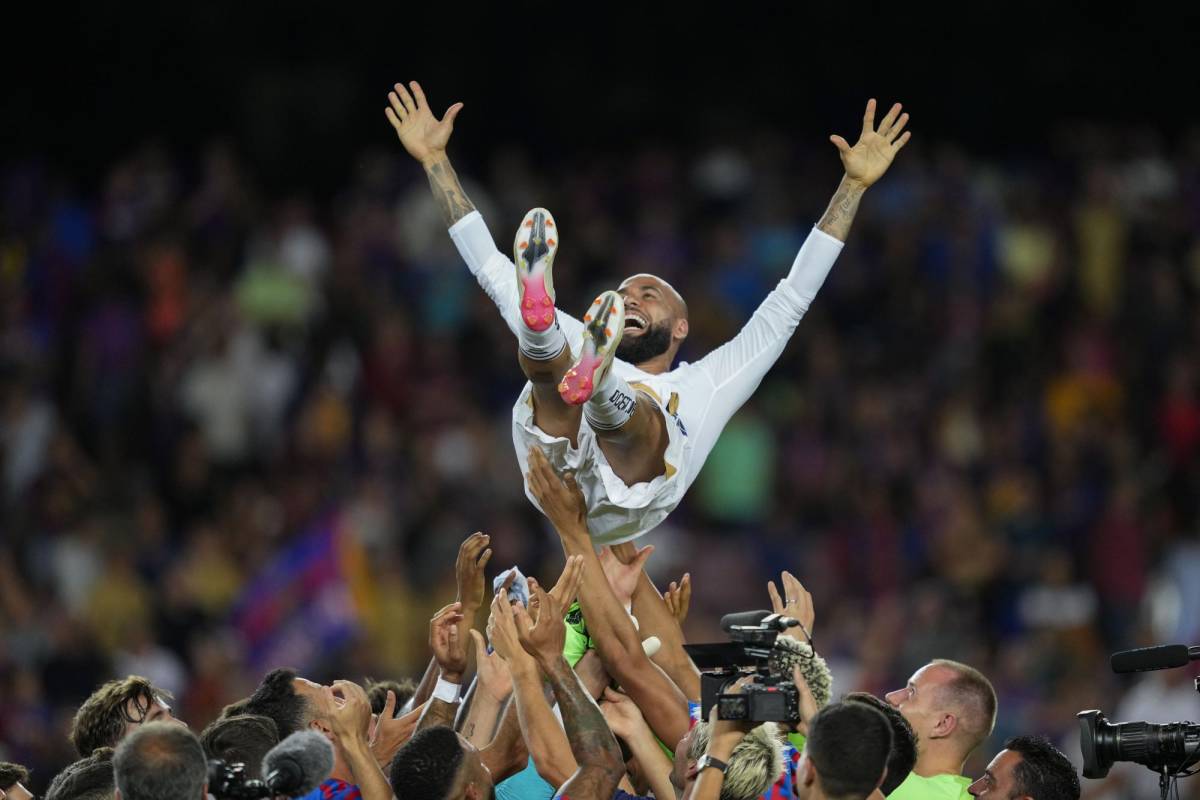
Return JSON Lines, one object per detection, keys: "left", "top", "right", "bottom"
{"left": 817, "top": 175, "right": 866, "bottom": 242}
{"left": 416, "top": 697, "right": 459, "bottom": 732}
{"left": 541, "top": 656, "right": 624, "bottom": 799}
{"left": 424, "top": 155, "right": 476, "bottom": 226}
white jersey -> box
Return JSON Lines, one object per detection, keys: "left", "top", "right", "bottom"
{"left": 449, "top": 211, "right": 844, "bottom": 543}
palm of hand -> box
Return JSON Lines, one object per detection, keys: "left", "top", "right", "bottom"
{"left": 599, "top": 551, "right": 639, "bottom": 605}
{"left": 841, "top": 131, "right": 895, "bottom": 185}
{"left": 478, "top": 650, "right": 513, "bottom": 699}
{"left": 401, "top": 111, "right": 449, "bottom": 157}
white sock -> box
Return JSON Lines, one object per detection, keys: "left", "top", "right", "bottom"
{"left": 584, "top": 370, "right": 636, "bottom": 430}
{"left": 519, "top": 316, "right": 567, "bottom": 361}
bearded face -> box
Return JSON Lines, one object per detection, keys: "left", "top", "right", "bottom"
{"left": 616, "top": 318, "right": 673, "bottom": 364}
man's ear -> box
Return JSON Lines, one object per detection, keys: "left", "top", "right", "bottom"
{"left": 801, "top": 757, "right": 817, "bottom": 787}
{"left": 931, "top": 712, "right": 958, "bottom": 739}
{"left": 673, "top": 318, "right": 689, "bottom": 341}
{"left": 309, "top": 718, "right": 334, "bottom": 739}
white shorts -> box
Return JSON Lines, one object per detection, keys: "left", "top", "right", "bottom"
{"left": 512, "top": 382, "right": 690, "bottom": 545}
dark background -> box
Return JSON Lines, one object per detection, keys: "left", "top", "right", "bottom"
{"left": 6, "top": 4, "right": 1200, "bottom": 191}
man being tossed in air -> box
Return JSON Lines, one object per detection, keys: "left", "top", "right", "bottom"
{"left": 387, "top": 81, "right": 910, "bottom": 542}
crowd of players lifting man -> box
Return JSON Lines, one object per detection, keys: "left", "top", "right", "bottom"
{"left": 0, "top": 82, "right": 1085, "bottom": 800}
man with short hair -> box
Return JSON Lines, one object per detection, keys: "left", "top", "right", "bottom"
{"left": 113, "top": 722, "right": 207, "bottom": 800}
{"left": 45, "top": 747, "right": 116, "bottom": 800}
{"left": 795, "top": 702, "right": 893, "bottom": 800}
{"left": 843, "top": 691, "right": 917, "bottom": 796}
{"left": 885, "top": 660, "right": 998, "bottom": 800}
{"left": 967, "top": 736, "right": 1080, "bottom": 800}
{"left": 675, "top": 720, "right": 785, "bottom": 800}
{"left": 0, "top": 762, "right": 33, "bottom": 800}
{"left": 70, "top": 676, "right": 185, "bottom": 756}
{"left": 199, "top": 714, "right": 280, "bottom": 780}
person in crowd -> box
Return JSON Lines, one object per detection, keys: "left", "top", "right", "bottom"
{"left": 44, "top": 748, "right": 116, "bottom": 800}
{"left": 199, "top": 713, "right": 279, "bottom": 780}
{"left": 0, "top": 763, "right": 33, "bottom": 800}
{"left": 112, "top": 722, "right": 207, "bottom": 800}
{"left": 70, "top": 677, "right": 185, "bottom": 757}
{"left": 967, "top": 735, "right": 1080, "bottom": 800}
{"left": 885, "top": 660, "right": 998, "bottom": 800}
{"left": 843, "top": 692, "right": 917, "bottom": 796}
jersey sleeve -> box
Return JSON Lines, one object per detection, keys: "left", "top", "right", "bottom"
{"left": 449, "top": 211, "right": 584, "bottom": 342}
{"left": 688, "top": 227, "right": 843, "bottom": 449}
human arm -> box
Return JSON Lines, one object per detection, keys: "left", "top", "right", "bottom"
{"left": 369, "top": 690, "right": 426, "bottom": 766}
{"left": 315, "top": 681, "right": 398, "bottom": 800}
{"left": 615, "top": 543, "right": 701, "bottom": 702}
{"left": 512, "top": 581, "right": 626, "bottom": 800}
{"left": 600, "top": 688, "right": 677, "bottom": 800}
{"left": 416, "top": 601, "right": 469, "bottom": 732}
{"left": 766, "top": 570, "right": 815, "bottom": 645}
{"left": 487, "top": 560, "right": 588, "bottom": 788}
{"left": 385, "top": 80, "right": 472, "bottom": 226}
{"left": 460, "top": 630, "right": 514, "bottom": 747}
{"left": 688, "top": 99, "right": 911, "bottom": 453}
{"left": 527, "top": 448, "right": 693, "bottom": 749}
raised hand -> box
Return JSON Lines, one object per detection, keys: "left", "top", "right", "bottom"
{"left": 487, "top": 589, "right": 533, "bottom": 667}
{"left": 315, "top": 680, "right": 373, "bottom": 741}
{"left": 369, "top": 689, "right": 420, "bottom": 765}
{"left": 599, "top": 687, "right": 648, "bottom": 741}
{"left": 664, "top": 572, "right": 692, "bottom": 624}
{"left": 515, "top": 582, "right": 568, "bottom": 667}
{"left": 385, "top": 80, "right": 464, "bottom": 167}
{"left": 469, "top": 629, "right": 514, "bottom": 702}
{"left": 599, "top": 544, "right": 654, "bottom": 608}
{"left": 429, "top": 602, "right": 469, "bottom": 682}
{"left": 829, "top": 99, "right": 911, "bottom": 188}
{"left": 526, "top": 447, "right": 589, "bottom": 542}
{"left": 766, "top": 571, "right": 814, "bottom": 642}
{"left": 542, "top": 554, "right": 585, "bottom": 609}
{"left": 455, "top": 531, "right": 493, "bottom": 611}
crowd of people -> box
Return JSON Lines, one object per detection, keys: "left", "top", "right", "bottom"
{"left": 2, "top": 81, "right": 1200, "bottom": 800}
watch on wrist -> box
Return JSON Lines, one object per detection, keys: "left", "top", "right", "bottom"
{"left": 697, "top": 755, "right": 729, "bottom": 775}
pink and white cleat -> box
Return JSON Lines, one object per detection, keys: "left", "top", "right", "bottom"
{"left": 558, "top": 291, "right": 625, "bottom": 405}
{"left": 514, "top": 207, "right": 559, "bottom": 332}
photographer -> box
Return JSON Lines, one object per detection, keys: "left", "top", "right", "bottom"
{"left": 966, "top": 736, "right": 1079, "bottom": 800}
{"left": 200, "top": 714, "right": 279, "bottom": 780}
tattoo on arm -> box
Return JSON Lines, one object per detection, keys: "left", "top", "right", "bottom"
{"left": 542, "top": 657, "right": 624, "bottom": 799}
{"left": 817, "top": 175, "right": 866, "bottom": 242}
{"left": 416, "top": 697, "right": 459, "bottom": 732}
{"left": 425, "top": 155, "right": 476, "bottom": 226}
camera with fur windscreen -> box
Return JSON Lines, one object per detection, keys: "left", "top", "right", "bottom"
{"left": 208, "top": 730, "right": 334, "bottom": 799}
{"left": 684, "top": 610, "right": 831, "bottom": 724}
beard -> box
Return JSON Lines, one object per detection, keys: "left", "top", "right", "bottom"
{"left": 616, "top": 319, "right": 673, "bottom": 364}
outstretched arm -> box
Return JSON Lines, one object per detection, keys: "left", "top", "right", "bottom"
{"left": 386, "top": 80, "right": 474, "bottom": 226}
{"left": 528, "top": 449, "right": 693, "bottom": 750}
{"left": 688, "top": 99, "right": 911, "bottom": 458}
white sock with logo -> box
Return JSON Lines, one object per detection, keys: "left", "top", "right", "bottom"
{"left": 519, "top": 317, "right": 567, "bottom": 361}
{"left": 584, "top": 369, "right": 637, "bottom": 430}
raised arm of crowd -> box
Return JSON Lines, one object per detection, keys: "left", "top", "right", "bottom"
{"left": 13, "top": 462, "right": 1081, "bottom": 800}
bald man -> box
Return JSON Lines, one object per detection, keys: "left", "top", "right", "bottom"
{"left": 387, "top": 81, "right": 911, "bottom": 541}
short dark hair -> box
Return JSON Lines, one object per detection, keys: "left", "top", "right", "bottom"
{"left": 806, "top": 702, "right": 892, "bottom": 800}
{"left": 200, "top": 714, "right": 280, "bottom": 779}
{"left": 239, "top": 668, "right": 311, "bottom": 739}
{"left": 843, "top": 692, "right": 917, "bottom": 795}
{"left": 389, "top": 726, "right": 466, "bottom": 800}
{"left": 1005, "top": 735, "right": 1081, "bottom": 800}
{"left": 0, "top": 762, "right": 30, "bottom": 791}
{"left": 70, "top": 676, "right": 174, "bottom": 756}
{"left": 366, "top": 678, "right": 418, "bottom": 715}
{"left": 113, "top": 722, "right": 207, "bottom": 800}
{"left": 45, "top": 747, "right": 116, "bottom": 800}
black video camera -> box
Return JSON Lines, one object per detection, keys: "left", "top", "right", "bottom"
{"left": 207, "top": 759, "right": 274, "bottom": 799}
{"left": 684, "top": 610, "right": 807, "bottom": 724}
{"left": 1077, "top": 642, "right": 1200, "bottom": 799}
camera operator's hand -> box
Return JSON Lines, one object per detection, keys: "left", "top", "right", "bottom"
{"left": 790, "top": 664, "right": 821, "bottom": 736}
{"left": 767, "top": 571, "right": 814, "bottom": 643}
{"left": 707, "top": 676, "right": 757, "bottom": 748}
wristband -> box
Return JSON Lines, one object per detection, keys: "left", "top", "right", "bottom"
{"left": 433, "top": 677, "right": 461, "bottom": 704}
